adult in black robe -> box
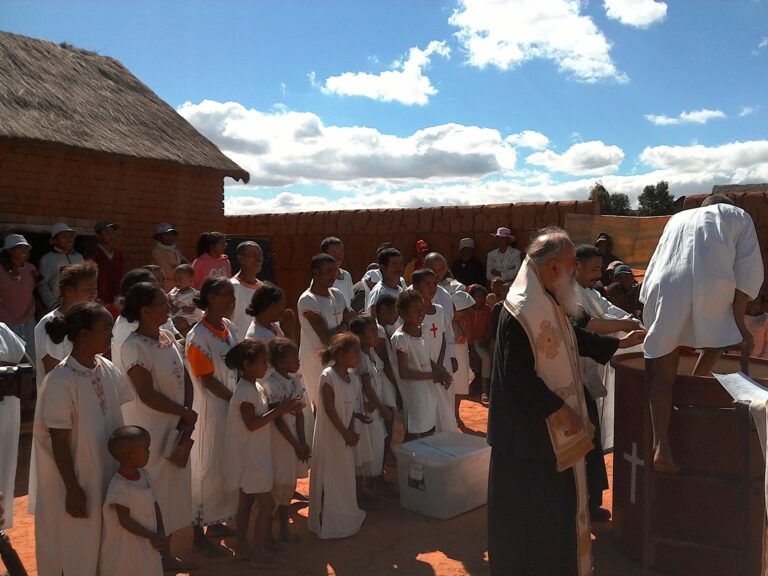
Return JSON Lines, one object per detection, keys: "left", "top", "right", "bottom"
{"left": 487, "top": 305, "right": 619, "bottom": 576}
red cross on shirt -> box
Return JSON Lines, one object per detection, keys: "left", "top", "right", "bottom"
{"left": 430, "top": 323, "right": 438, "bottom": 338}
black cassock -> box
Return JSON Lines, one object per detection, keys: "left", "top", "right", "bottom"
{"left": 487, "top": 306, "right": 618, "bottom": 576}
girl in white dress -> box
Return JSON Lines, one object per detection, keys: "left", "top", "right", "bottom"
{"left": 100, "top": 426, "right": 167, "bottom": 576}
{"left": 245, "top": 281, "right": 292, "bottom": 344}
{"left": 309, "top": 333, "right": 368, "bottom": 539}
{"left": 33, "top": 303, "right": 125, "bottom": 576}
{"left": 391, "top": 290, "right": 440, "bottom": 440}
{"left": 34, "top": 261, "right": 98, "bottom": 384}
{"left": 451, "top": 289, "right": 476, "bottom": 428}
{"left": 350, "top": 317, "right": 391, "bottom": 487}
{"left": 120, "top": 282, "right": 196, "bottom": 571}
{"left": 224, "top": 340, "right": 303, "bottom": 568}
{"left": 185, "top": 277, "right": 239, "bottom": 555}
{"left": 262, "top": 337, "right": 312, "bottom": 543}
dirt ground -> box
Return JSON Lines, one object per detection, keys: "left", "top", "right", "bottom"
{"left": 2, "top": 400, "right": 654, "bottom": 576}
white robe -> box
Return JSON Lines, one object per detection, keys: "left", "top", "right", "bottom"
{"left": 423, "top": 304, "right": 457, "bottom": 433}
{"left": 120, "top": 330, "right": 192, "bottom": 534}
{"left": 354, "top": 351, "right": 387, "bottom": 477}
{"left": 224, "top": 378, "right": 273, "bottom": 494}
{"left": 185, "top": 319, "right": 239, "bottom": 525}
{"left": 230, "top": 277, "right": 260, "bottom": 342}
{"left": 0, "top": 323, "right": 26, "bottom": 529}
{"left": 391, "top": 327, "right": 437, "bottom": 435}
{"left": 262, "top": 371, "right": 310, "bottom": 504}
{"left": 309, "top": 367, "right": 366, "bottom": 539}
{"left": 333, "top": 268, "right": 355, "bottom": 310}
{"left": 99, "top": 469, "right": 163, "bottom": 576}
{"left": 297, "top": 287, "right": 347, "bottom": 407}
{"left": 33, "top": 356, "right": 125, "bottom": 576}
{"left": 641, "top": 203, "right": 764, "bottom": 359}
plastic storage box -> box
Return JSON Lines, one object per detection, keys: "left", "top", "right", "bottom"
{"left": 392, "top": 431, "right": 491, "bottom": 520}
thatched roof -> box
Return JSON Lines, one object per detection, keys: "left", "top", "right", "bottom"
{"left": 0, "top": 31, "right": 249, "bottom": 181}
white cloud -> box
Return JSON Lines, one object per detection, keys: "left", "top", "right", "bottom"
{"left": 645, "top": 108, "right": 726, "bottom": 126}
{"left": 449, "top": 0, "right": 628, "bottom": 83}
{"left": 740, "top": 105, "right": 758, "bottom": 117}
{"left": 526, "top": 141, "right": 625, "bottom": 175}
{"left": 178, "top": 99, "right": 517, "bottom": 186}
{"left": 604, "top": 0, "right": 667, "bottom": 29}
{"left": 320, "top": 41, "right": 450, "bottom": 106}
{"left": 505, "top": 130, "right": 550, "bottom": 150}
{"left": 639, "top": 141, "right": 768, "bottom": 180}
{"left": 307, "top": 71, "right": 318, "bottom": 88}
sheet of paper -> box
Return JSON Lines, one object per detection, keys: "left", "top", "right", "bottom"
{"left": 713, "top": 372, "right": 768, "bottom": 404}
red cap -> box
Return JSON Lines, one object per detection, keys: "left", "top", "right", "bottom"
{"left": 416, "top": 239, "right": 429, "bottom": 253}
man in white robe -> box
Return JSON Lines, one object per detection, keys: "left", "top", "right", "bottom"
{"left": 641, "top": 195, "right": 764, "bottom": 472}
{"left": 0, "top": 323, "right": 27, "bottom": 530}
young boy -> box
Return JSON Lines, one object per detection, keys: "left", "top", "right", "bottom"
{"left": 374, "top": 294, "right": 401, "bottom": 464}
{"left": 100, "top": 426, "right": 167, "bottom": 576}
{"left": 150, "top": 223, "right": 189, "bottom": 292}
{"left": 468, "top": 284, "right": 493, "bottom": 406}
{"left": 168, "top": 264, "right": 203, "bottom": 336}
{"left": 411, "top": 269, "right": 454, "bottom": 432}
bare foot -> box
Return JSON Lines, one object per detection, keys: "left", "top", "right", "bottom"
{"left": 653, "top": 449, "right": 681, "bottom": 474}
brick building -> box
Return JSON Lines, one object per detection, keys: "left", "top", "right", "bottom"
{"left": 0, "top": 31, "right": 248, "bottom": 268}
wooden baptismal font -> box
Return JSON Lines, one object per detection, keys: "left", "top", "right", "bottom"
{"left": 612, "top": 352, "right": 766, "bottom": 576}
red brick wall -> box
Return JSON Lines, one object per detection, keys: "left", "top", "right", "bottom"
{"left": 0, "top": 139, "right": 226, "bottom": 272}
{"left": 225, "top": 200, "right": 599, "bottom": 306}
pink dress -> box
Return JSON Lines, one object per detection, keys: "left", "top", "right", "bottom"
{"left": 192, "top": 253, "right": 232, "bottom": 289}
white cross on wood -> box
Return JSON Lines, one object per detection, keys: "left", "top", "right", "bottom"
{"left": 623, "top": 442, "right": 644, "bottom": 505}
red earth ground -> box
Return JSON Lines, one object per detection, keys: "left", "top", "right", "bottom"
{"left": 2, "top": 399, "right": 657, "bottom": 575}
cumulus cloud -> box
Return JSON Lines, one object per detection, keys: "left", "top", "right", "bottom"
{"left": 526, "top": 141, "right": 624, "bottom": 175}
{"left": 603, "top": 0, "right": 667, "bottom": 28}
{"left": 178, "top": 99, "right": 517, "bottom": 186}
{"left": 639, "top": 141, "right": 768, "bottom": 180}
{"left": 505, "top": 130, "right": 550, "bottom": 150}
{"left": 320, "top": 41, "right": 450, "bottom": 106}
{"left": 449, "top": 0, "right": 628, "bottom": 83}
{"left": 645, "top": 108, "right": 726, "bottom": 126}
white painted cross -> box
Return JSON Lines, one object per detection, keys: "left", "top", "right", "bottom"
{"left": 623, "top": 442, "right": 645, "bottom": 505}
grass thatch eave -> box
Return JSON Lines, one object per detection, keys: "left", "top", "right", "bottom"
{"left": 0, "top": 31, "right": 249, "bottom": 183}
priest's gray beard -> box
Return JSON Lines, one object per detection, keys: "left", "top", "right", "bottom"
{"left": 552, "top": 268, "right": 581, "bottom": 317}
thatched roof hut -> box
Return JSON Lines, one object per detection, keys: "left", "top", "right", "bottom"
{"left": 0, "top": 31, "right": 249, "bottom": 182}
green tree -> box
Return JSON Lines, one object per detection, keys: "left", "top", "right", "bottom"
{"left": 638, "top": 180, "right": 674, "bottom": 216}
{"left": 589, "top": 181, "right": 632, "bottom": 215}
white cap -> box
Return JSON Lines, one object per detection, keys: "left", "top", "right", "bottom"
{"left": 459, "top": 238, "right": 475, "bottom": 250}
{"left": 2, "top": 234, "right": 30, "bottom": 252}
{"left": 452, "top": 290, "right": 476, "bottom": 312}
{"left": 50, "top": 222, "right": 75, "bottom": 238}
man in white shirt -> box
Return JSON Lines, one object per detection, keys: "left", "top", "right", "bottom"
{"left": 367, "top": 248, "right": 406, "bottom": 319}
{"left": 486, "top": 227, "right": 522, "bottom": 284}
{"left": 641, "top": 195, "right": 764, "bottom": 473}
{"left": 37, "top": 223, "right": 84, "bottom": 311}
{"left": 321, "top": 236, "right": 355, "bottom": 309}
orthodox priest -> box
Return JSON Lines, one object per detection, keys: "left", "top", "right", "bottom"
{"left": 487, "top": 227, "right": 644, "bottom": 576}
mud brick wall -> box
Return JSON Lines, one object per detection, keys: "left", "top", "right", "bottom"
{"left": 683, "top": 186, "right": 768, "bottom": 290}
{"left": 225, "top": 200, "right": 599, "bottom": 306}
{"left": 0, "top": 139, "right": 227, "bottom": 271}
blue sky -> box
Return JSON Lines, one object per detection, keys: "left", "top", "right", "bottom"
{"left": 3, "top": 0, "right": 768, "bottom": 213}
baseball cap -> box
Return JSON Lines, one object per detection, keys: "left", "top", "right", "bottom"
{"left": 492, "top": 227, "right": 515, "bottom": 240}
{"left": 1, "top": 234, "right": 30, "bottom": 252}
{"left": 94, "top": 220, "right": 118, "bottom": 234}
{"left": 459, "top": 238, "right": 475, "bottom": 250}
{"left": 614, "top": 264, "right": 633, "bottom": 276}
{"left": 452, "top": 290, "right": 476, "bottom": 312}
{"left": 154, "top": 223, "right": 178, "bottom": 236}
{"left": 416, "top": 239, "right": 429, "bottom": 253}
{"left": 50, "top": 223, "right": 75, "bottom": 239}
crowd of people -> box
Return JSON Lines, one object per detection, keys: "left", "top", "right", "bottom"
{"left": 1, "top": 207, "right": 765, "bottom": 576}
